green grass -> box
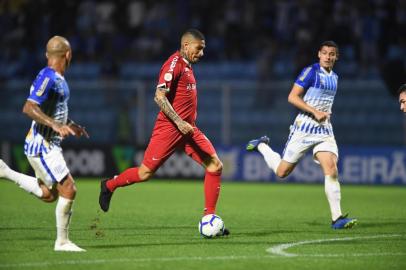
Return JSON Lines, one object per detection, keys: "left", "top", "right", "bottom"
{"left": 0, "top": 179, "right": 405, "bottom": 270}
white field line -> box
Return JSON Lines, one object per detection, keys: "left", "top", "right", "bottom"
{"left": 266, "top": 234, "right": 403, "bottom": 257}
{"left": 0, "top": 234, "right": 405, "bottom": 268}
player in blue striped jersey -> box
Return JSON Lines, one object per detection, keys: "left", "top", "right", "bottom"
{"left": 247, "top": 41, "right": 357, "bottom": 229}
{"left": 0, "top": 36, "right": 88, "bottom": 251}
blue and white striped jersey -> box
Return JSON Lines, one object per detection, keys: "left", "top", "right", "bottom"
{"left": 290, "top": 63, "right": 338, "bottom": 135}
{"left": 24, "top": 67, "right": 70, "bottom": 156}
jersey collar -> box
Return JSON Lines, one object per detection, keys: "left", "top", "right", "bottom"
{"left": 47, "top": 66, "right": 65, "bottom": 79}
{"left": 320, "top": 65, "right": 333, "bottom": 75}
{"left": 177, "top": 51, "right": 191, "bottom": 67}
{"left": 182, "top": 56, "right": 191, "bottom": 66}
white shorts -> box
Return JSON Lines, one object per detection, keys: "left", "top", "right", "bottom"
{"left": 27, "top": 146, "right": 70, "bottom": 188}
{"left": 282, "top": 131, "right": 338, "bottom": 164}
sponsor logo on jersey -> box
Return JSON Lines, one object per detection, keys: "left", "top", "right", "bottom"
{"left": 302, "top": 139, "right": 317, "bottom": 145}
{"left": 36, "top": 77, "right": 50, "bottom": 96}
{"left": 299, "top": 67, "right": 312, "bottom": 81}
{"left": 168, "top": 56, "right": 179, "bottom": 72}
{"left": 186, "top": 83, "right": 196, "bottom": 90}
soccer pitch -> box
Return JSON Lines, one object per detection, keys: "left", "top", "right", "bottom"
{"left": 0, "top": 179, "right": 405, "bottom": 270}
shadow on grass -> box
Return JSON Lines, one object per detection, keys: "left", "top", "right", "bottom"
{"left": 97, "top": 225, "right": 195, "bottom": 231}
{"left": 88, "top": 239, "right": 278, "bottom": 250}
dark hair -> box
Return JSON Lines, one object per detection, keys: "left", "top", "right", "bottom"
{"left": 319, "top": 40, "right": 339, "bottom": 55}
{"left": 183, "top": 29, "right": 205, "bottom": 40}
{"left": 397, "top": 83, "right": 406, "bottom": 95}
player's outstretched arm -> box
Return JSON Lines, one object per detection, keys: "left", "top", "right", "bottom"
{"left": 22, "top": 100, "right": 75, "bottom": 138}
{"left": 154, "top": 86, "right": 194, "bottom": 135}
{"left": 288, "top": 84, "right": 330, "bottom": 123}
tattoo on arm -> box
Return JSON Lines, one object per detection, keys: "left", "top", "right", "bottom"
{"left": 154, "top": 90, "right": 181, "bottom": 124}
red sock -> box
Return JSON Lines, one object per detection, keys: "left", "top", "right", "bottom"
{"left": 106, "top": 167, "right": 141, "bottom": 192}
{"left": 203, "top": 170, "right": 221, "bottom": 215}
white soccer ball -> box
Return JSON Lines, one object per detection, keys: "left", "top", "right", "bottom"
{"left": 198, "top": 214, "right": 225, "bottom": 238}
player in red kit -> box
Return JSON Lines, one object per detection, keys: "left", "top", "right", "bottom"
{"left": 99, "top": 29, "right": 229, "bottom": 235}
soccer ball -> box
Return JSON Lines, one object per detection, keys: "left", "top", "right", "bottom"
{"left": 198, "top": 214, "right": 225, "bottom": 238}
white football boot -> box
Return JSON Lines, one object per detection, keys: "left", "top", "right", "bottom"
{"left": 54, "top": 240, "right": 86, "bottom": 252}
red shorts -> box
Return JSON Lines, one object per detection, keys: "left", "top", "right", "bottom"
{"left": 142, "top": 119, "right": 216, "bottom": 171}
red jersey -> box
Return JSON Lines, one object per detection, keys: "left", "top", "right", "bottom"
{"left": 143, "top": 52, "right": 216, "bottom": 171}
{"left": 156, "top": 51, "right": 198, "bottom": 124}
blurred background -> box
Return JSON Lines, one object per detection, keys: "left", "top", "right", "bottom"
{"left": 0, "top": 0, "right": 405, "bottom": 183}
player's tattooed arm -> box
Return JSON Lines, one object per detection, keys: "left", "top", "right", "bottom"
{"left": 22, "top": 100, "right": 75, "bottom": 138}
{"left": 154, "top": 87, "right": 182, "bottom": 123}
{"left": 154, "top": 86, "right": 194, "bottom": 134}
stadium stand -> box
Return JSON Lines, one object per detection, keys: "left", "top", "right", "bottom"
{"left": 0, "top": 0, "right": 404, "bottom": 146}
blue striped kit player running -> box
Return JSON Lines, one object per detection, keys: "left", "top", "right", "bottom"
{"left": 0, "top": 36, "right": 89, "bottom": 251}
{"left": 247, "top": 41, "right": 357, "bottom": 229}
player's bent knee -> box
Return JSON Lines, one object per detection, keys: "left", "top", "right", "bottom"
{"left": 276, "top": 171, "right": 289, "bottom": 179}
{"left": 65, "top": 181, "right": 77, "bottom": 194}
{"left": 42, "top": 194, "right": 57, "bottom": 203}
{"left": 323, "top": 164, "right": 338, "bottom": 178}
{"left": 41, "top": 187, "right": 58, "bottom": 203}
{"left": 62, "top": 187, "right": 77, "bottom": 199}
{"left": 276, "top": 168, "right": 290, "bottom": 179}
{"left": 206, "top": 159, "right": 223, "bottom": 174}
{"left": 57, "top": 179, "right": 77, "bottom": 199}
{"left": 138, "top": 170, "right": 153, "bottom": 182}
{"left": 139, "top": 174, "right": 151, "bottom": 182}
{"left": 214, "top": 161, "right": 223, "bottom": 173}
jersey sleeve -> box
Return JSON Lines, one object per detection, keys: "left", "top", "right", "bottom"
{"left": 157, "top": 56, "right": 182, "bottom": 92}
{"left": 27, "top": 70, "right": 55, "bottom": 105}
{"left": 294, "top": 66, "right": 315, "bottom": 90}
